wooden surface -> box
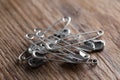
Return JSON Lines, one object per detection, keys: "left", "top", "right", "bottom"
{"left": 0, "top": 0, "right": 120, "bottom": 80}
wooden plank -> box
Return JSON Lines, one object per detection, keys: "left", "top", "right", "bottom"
{"left": 0, "top": 0, "right": 120, "bottom": 80}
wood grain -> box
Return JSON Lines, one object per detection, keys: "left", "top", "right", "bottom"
{"left": 0, "top": 0, "right": 120, "bottom": 80}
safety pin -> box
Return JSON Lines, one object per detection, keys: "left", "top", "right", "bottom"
{"left": 40, "top": 16, "right": 71, "bottom": 35}
{"left": 60, "top": 30, "right": 104, "bottom": 40}
{"left": 41, "top": 16, "right": 103, "bottom": 42}
{"left": 32, "top": 47, "right": 76, "bottom": 63}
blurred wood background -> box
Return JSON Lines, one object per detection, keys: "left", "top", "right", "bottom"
{"left": 0, "top": 0, "right": 120, "bottom": 80}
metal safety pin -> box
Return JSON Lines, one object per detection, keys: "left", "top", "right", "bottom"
{"left": 41, "top": 16, "right": 71, "bottom": 35}
{"left": 60, "top": 30, "right": 104, "bottom": 40}
{"left": 42, "top": 16, "right": 103, "bottom": 41}
{"left": 33, "top": 16, "right": 103, "bottom": 42}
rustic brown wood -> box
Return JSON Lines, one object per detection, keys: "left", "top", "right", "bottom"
{"left": 0, "top": 0, "right": 120, "bottom": 80}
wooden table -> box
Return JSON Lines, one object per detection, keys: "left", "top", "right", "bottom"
{"left": 0, "top": 0, "right": 120, "bottom": 80}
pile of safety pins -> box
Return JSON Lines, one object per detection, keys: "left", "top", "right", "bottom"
{"left": 18, "top": 16, "right": 105, "bottom": 68}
